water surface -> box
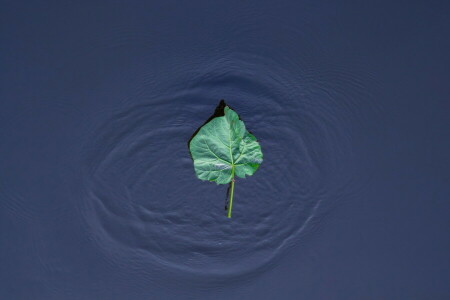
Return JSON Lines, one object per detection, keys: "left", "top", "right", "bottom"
{"left": 1, "top": 1, "right": 449, "bottom": 299}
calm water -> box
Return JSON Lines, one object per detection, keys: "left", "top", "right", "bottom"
{"left": 1, "top": 1, "right": 449, "bottom": 299}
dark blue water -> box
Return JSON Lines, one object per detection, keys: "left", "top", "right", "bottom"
{"left": 1, "top": 1, "right": 449, "bottom": 299}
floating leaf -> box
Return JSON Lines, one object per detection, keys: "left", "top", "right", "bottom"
{"left": 189, "top": 102, "right": 263, "bottom": 218}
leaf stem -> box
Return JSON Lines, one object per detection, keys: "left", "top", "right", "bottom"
{"left": 227, "top": 167, "right": 235, "bottom": 218}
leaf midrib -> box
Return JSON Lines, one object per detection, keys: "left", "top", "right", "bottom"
{"left": 227, "top": 118, "right": 235, "bottom": 167}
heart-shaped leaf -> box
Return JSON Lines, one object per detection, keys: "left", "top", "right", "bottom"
{"left": 189, "top": 104, "right": 263, "bottom": 218}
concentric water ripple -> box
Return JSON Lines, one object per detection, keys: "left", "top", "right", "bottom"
{"left": 80, "top": 53, "right": 366, "bottom": 277}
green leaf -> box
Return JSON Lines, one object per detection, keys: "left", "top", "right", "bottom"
{"left": 189, "top": 104, "right": 263, "bottom": 218}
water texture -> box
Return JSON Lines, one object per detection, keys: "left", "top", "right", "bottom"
{"left": 1, "top": 1, "right": 449, "bottom": 299}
